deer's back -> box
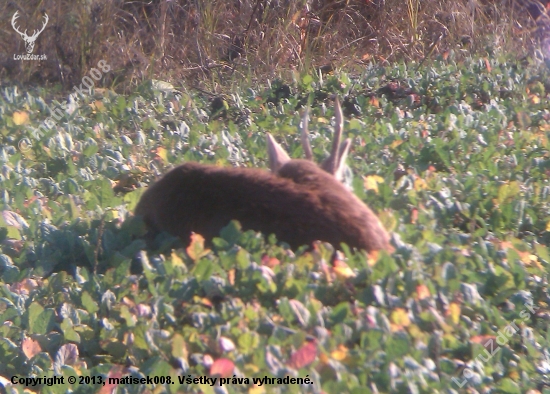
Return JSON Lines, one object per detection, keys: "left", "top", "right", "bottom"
{"left": 278, "top": 160, "right": 391, "bottom": 252}
{"left": 135, "top": 162, "right": 390, "bottom": 252}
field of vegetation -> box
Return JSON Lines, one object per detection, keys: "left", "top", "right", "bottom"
{"left": 1, "top": 53, "right": 550, "bottom": 393}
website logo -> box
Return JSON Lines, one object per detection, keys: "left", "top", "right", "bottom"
{"left": 12, "top": 11, "right": 48, "bottom": 59}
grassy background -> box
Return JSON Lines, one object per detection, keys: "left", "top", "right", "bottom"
{"left": 1, "top": 0, "right": 549, "bottom": 92}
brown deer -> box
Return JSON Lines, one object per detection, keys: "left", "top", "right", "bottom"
{"left": 134, "top": 98, "right": 392, "bottom": 254}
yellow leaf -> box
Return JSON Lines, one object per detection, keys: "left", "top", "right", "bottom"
{"left": 331, "top": 345, "right": 348, "bottom": 361}
{"left": 334, "top": 267, "right": 355, "bottom": 279}
{"left": 156, "top": 147, "right": 168, "bottom": 163}
{"left": 508, "top": 369, "right": 520, "bottom": 381}
{"left": 414, "top": 177, "right": 428, "bottom": 191}
{"left": 333, "top": 263, "right": 356, "bottom": 279}
{"left": 72, "top": 360, "right": 87, "bottom": 375}
{"left": 448, "top": 302, "right": 461, "bottom": 324}
{"left": 13, "top": 111, "right": 29, "bottom": 125}
{"left": 186, "top": 233, "right": 210, "bottom": 261}
{"left": 366, "top": 250, "right": 380, "bottom": 267}
{"left": 94, "top": 100, "right": 105, "bottom": 111}
{"left": 390, "top": 308, "right": 411, "bottom": 330}
{"left": 318, "top": 352, "right": 330, "bottom": 364}
{"left": 170, "top": 252, "right": 185, "bottom": 268}
{"left": 518, "top": 251, "right": 543, "bottom": 269}
{"left": 317, "top": 117, "right": 329, "bottom": 124}
{"left": 249, "top": 385, "right": 266, "bottom": 394}
{"left": 364, "top": 175, "right": 384, "bottom": 192}
{"left": 390, "top": 140, "right": 403, "bottom": 149}
{"left": 245, "top": 363, "right": 260, "bottom": 374}
{"left": 529, "top": 95, "right": 540, "bottom": 104}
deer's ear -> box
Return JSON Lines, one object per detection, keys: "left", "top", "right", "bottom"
{"left": 266, "top": 133, "right": 291, "bottom": 173}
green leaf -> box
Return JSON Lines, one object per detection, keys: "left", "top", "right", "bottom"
{"left": 60, "top": 319, "right": 81, "bottom": 342}
{"left": 120, "top": 305, "right": 136, "bottom": 327}
{"left": 83, "top": 143, "right": 98, "bottom": 158}
{"left": 26, "top": 302, "right": 55, "bottom": 335}
{"left": 301, "top": 74, "right": 313, "bottom": 86}
{"left": 330, "top": 303, "right": 350, "bottom": 324}
{"left": 535, "top": 243, "right": 550, "bottom": 264}
{"left": 496, "top": 378, "right": 521, "bottom": 394}
{"left": 385, "top": 333, "right": 411, "bottom": 360}
{"left": 192, "top": 259, "right": 214, "bottom": 282}
{"left": 238, "top": 332, "right": 259, "bottom": 355}
{"left": 220, "top": 220, "right": 243, "bottom": 245}
{"left": 497, "top": 181, "right": 520, "bottom": 205}
{"left": 235, "top": 248, "right": 250, "bottom": 269}
{"left": 123, "top": 188, "right": 146, "bottom": 212}
{"left": 97, "top": 178, "right": 116, "bottom": 208}
{"left": 132, "top": 324, "right": 149, "bottom": 350}
{"left": 81, "top": 291, "right": 99, "bottom": 314}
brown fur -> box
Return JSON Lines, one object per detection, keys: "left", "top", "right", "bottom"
{"left": 134, "top": 160, "right": 391, "bottom": 253}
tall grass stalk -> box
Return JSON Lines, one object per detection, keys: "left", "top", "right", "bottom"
{"left": 406, "top": 0, "right": 421, "bottom": 42}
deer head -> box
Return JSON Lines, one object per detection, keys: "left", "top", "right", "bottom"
{"left": 266, "top": 97, "right": 352, "bottom": 182}
{"left": 12, "top": 11, "right": 49, "bottom": 54}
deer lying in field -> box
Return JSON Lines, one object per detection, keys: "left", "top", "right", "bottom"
{"left": 134, "top": 98, "right": 392, "bottom": 254}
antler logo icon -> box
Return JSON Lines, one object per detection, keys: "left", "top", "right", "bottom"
{"left": 11, "top": 11, "right": 49, "bottom": 54}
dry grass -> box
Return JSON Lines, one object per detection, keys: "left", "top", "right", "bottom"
{"left": 0, "top": 0, "right": 546, "bottom": 93}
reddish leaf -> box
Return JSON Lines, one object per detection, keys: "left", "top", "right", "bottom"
{"left": 99, "top": 365, "right": 126, "bottom": 394}
{"left": 410, "top": 208, "right": 418, "bottom": 224}
{"left": 471, "top": 335, "right": 497, "bottom": 347}
{"left": 483, "top": 58, "right": 491, "bottom": 72}
{"left": 210, "top": 358, "right": 235, "bottom": 378}
{"left": 416, "top": 284, "right": 430, "bottom": 300}
{"left": 287, "top": 340, "right": 317, "bottom": 369}
{"left": 2, "top": 210, "right": 28, "bottom": 229}
{"left": 261, "top": 254, "right": 280, "bottom": 268}
{"left": 10, "top": 278, "right": 39, "bottom": 295}
{"left": 2, "top": 239, "right": 24, "bottom": 255}
{"left": 22, "top": 338, "right": 42, "bottom": 359}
